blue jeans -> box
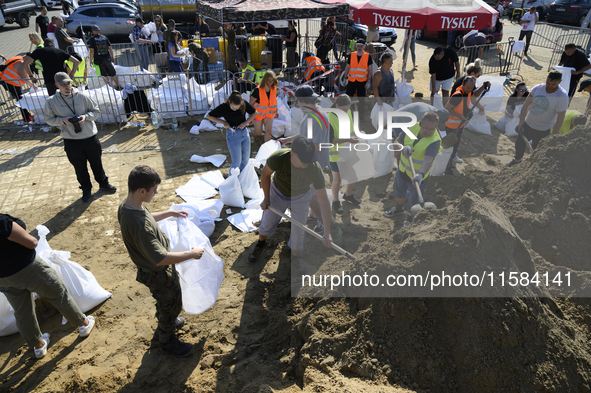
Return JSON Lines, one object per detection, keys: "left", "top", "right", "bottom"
{"left": 393, "top": 169, "right": 427, "bottom": 212}
{"left": 135, "top": 43, "right": 151, "bottom": 71}
{"left": 226, "top": 128, "right": 251, "bottom": 172}
{"left": 169, "top": 60, "right": 183, "bottom": 73}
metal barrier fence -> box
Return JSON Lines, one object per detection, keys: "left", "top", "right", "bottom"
{"left": 528, "top": 22, "right": 591, "bottom": 50}
{"left": 458, "top": 41, "right": 524, "bottom": 76}
{"left": 547, "top": 33, "right": 591, "bottom": 71}
{"left": 0, "top": 62, "right": 346, "bottom": 130}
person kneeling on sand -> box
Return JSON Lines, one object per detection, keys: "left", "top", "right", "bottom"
{"left": 383, "top": 112, "right": 442, "bottom": 218}
{"left": 118, "top": 165, "right": 204, "bottom": 357}
{"left": 248, "top": 136, "right": 333, "bottom": 272}
{"left": 0, "top": 213, "right": 95, "bottom": 359}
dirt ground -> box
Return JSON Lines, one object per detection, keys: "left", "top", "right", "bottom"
{"left": 1, "top": 28, "right": 591, "bottom": 393}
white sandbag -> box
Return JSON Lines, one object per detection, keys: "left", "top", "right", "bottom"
{"left": 318, "top": 96, "right": 333, "bottom": 108}
{"left": 149, "top": 87, "right": 187, "bottom": 119}
{"left": 238, "top": 162, "right": 261, "bottom": 199}
{"left": 35, "top": 225, "right": 112, "bottom": 313}
{"left": 0, "top": 292, "right": 18, "bottom": 337}
{"left": 271, "top": 99, "right": 291, "bottom": 138}
{"left": 337, "top": 143, "right": 377, "bottom": 184}
{"left": 85, "top": 85, "right": 126, "bottom": 123}
{"left": 553, "top": 65, "right": 575, "bottom": 95}
{"left": 433, "top": 93, "right": 444, "bottom": 110}
{"left": 478, "top": 75, "right": 505, "bottom": 113}
{"left": 187, "top": 78, "right": 211, "bottom": 114}
{"left": 371, "top": 135, "right": 395, "bottom": 178}
{"left": 254, "top": 140, "right": 281, "bottom": 166}
{"left": 175, "top": 174, "right": 218, "bottom": 201}
{"left": 227, "top": 208, "right": 264, "bottom": 233}
{"left": 430, "top": 146, "right": 453, "bottom": 176}
{"left": 208, "top": 80, "right": 234, "bottom": 111}
{"left": 16, "top": 88, "right": 49, "bottom": 124}
{"left": 158, "top": 217, "right": 180, "bottom": 249}
{"left": 172, "top": 217, "right": 224, "bottom": 314}
{"left": 219, "top": 168, "right": 245, "bottom": 208}
{"left": 169, "top": 203, "right": 216, "bottom": 238}
{"left": 371, "top": 102, "right": 396, "bottom": 131}
{"left": 196, "top": 119, "right": 219, "bottom": 132}
{"left": 512, "top": 40, "right": 525, "bottom": 53}
{"left": 200, "top": 170, "right": 225, "bottom": 189}
{"left": 504, "top": 105, "right": 522, "bottom": 137}
{"left": 73, "top": 39, "right": 89, "bottom": 60}
{"left": 190, "top": 154, "right": 226, "bottom": 167}
{"left": 466, "top": 113, "right": 492, "bottom": 135}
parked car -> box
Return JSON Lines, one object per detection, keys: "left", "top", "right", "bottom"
{"left": 547, "top": 0, "right": 591, "bottom": 26}
{"left": 65, "top": 3, "right": 138, "bottom": 41}
{"left": 336, "top": 17, "right": 397, "bottom": 47}
{"left": 506, "top": 0, "right": 552, "bottom": 19}
{"left": 75, "top": 0, "right": 139, "bottom": 12}
{"left": 416, "top": 20, "right": 504, "bottom": 49}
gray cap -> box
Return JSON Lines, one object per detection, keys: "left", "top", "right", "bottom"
{"left": 295, "top": 85, "right": 318, "bottom": 98}
{"left": 54, "top": 72, "right": 72, "bottom": 84}
{"left": 91, "top": 25, "right": 100, "bottom": 31}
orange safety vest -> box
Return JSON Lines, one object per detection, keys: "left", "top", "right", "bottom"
{"left": 304, "top": 55, "right": 325, "bottom": 81}
{"left": 253, "top": 86, "right": 277, "bottom": 118}
{"left": 0, "top": 56, "right": 25, "bottom": 87}
{"left": 445, "top": 86, "right": 472, "bottom": 130}
{"left": 348, "top": 51, "right": 369, "bottom": 82}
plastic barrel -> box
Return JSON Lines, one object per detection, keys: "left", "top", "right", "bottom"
{"left": 236, "top": 35, "right": 248, "bottom": 61}
{"left": 266, "top": 35, "right": 283, "bottom": 69}
{"left": 249, "top": 36, "right": 266, "bottom": 69}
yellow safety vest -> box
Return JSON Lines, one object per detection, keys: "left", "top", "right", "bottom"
{"left": 399, "top": 123, "right": 442, "bottom": 179}
{"left": 34, "top": 44, "right": 44, "bottom": 72}
{"left": 254, "top": 69, "right": 266, "bottom": 84}
{"left": 65, "top": 59, "right": 86, "bottom": 86}
{"left": 241, "top": 64, "right": 256, "bottom": 81}
{"left": 328, "top": 109, "right": 354, "bottom": 162}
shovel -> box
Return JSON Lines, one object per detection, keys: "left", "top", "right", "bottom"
{"left": 268, "top": 206, "right": 355, "bottom": 260}
{"left": 408, "top": 159, "right": 437, "bottom": 217}
{"left": 516, "top": 127, "right": 534, "bottom": 154}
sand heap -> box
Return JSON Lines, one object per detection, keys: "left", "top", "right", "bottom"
{"left": 284, "top": 128, "right": 591, "bottom": 391}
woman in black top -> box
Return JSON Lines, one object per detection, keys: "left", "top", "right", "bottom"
{"left": 206, "top": 91, "right": 259, "bottom": 172}
{"left": 282, "top": 20, "right": 298, "bottom": 69}
{"left": 493, "top": 82, "right": 529, "bottom": 131}
{"left": 0, "top": 214, "right": 95, "bottom": 359}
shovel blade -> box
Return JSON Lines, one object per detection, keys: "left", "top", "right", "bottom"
{"left": 410, "top": 201, "right": 437, "bottom": 216}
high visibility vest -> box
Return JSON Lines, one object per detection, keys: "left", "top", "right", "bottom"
{"left": 241, "top": 64, "right": 256, "bottom": 81}
{"left": 304, "top": 55, "right": 325, "bottom": 81}
{"left": 399, "top": 123, "right": 442, "bottom": 180}
{"left": 445, "top": 86, "right": 472, "bottom": 130}
{"left": 34, "top": 45, "right": 44, "bottom": 72}
{"left": 0, "top": 56, "right": 25, "bottom": 87}
{"left": 253, "top": 86, "right": 277, "bottom": 117}
{"left": 65, "top": 58, "right": 86, "bottom": 86}
{"left": 348, "top": 51, "right": 369, "bottom": 82}
{"left": 254, "top": 69, "right": 267, "bottom": 84}
{"left": 328, "top": 109, "right": 354, "bottom": 162}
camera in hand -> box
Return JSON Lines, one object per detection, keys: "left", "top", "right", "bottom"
{"left": 70, "top": 116, "right": 82, "bottom": 133}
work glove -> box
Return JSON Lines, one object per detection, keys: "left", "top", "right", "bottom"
{"left": 412, "top": 172, "right": 423, "bottom": 186}
{"left": 402, "top": 146, "right": 413, "bottom": 157}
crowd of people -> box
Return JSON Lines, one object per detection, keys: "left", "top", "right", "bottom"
{"left": 3, "top": 9, "right": 591, "bottom": 362}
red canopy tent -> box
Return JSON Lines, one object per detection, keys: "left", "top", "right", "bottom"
{"left": 324, "top": 0, "right": 498, "bottom": 31}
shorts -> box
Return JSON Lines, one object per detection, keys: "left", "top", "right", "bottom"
{"left": 254, "top": 112, "right": 275, "bottom": 122}
{"left": 432, "top": 77, "right": 454, "bottom": 92}
{"left": 329, "top": 161, "right": 339, "bottom": 172}
{"left": 97, "top": 59, "right": 116, "bottom": 77}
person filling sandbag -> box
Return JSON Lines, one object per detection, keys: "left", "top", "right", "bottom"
{"left": 0, "top": 214, "right": 95, "bottom": 359}
{"left": 247, "top": 136, "right": 333, "bottom": 273}
{"left": 118, "top": 165, "right": 204, "bottom": 358}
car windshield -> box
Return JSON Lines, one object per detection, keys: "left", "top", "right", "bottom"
{"left": 553, "top": 0, "right": 578, "bottom": 4}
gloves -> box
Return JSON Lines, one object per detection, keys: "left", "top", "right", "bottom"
{"left": 402, "top": 146, "right": 413, "bottom": 157}
{"left": 412, "top": 172, "right": 423, "bottom": 186}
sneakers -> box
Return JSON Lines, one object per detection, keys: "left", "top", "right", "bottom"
{"left": 332, "top": 200, "right": 343, "bottom": 215}
{"left": 175, "top": 317, "right": 185, "bottom": 330}
{"left": 99, "top": 184, "right": 117, "bottom": 193}
{"left": 315, "top": 219, "right": 324, "bottom": 233}
{"left": 161, "top": 335, "right": 194, "bottom": 357}
{"left": 79, "top": 316, "right": 95, "bottom": 338}
{"left": 248, "top": 240, "right": 266, "bottom": 262}
{"left": 34, "top": 333, "right": 50, "bottom": 359}
{"left": 383, "top": 207, "right": 406, "bottom": 218}
{"left": 81, "top": 189, "right": 92, "bottom": 202}
{"left": 506, "top": 158, "right": 521, "bottom": 167}
{"left": 343, "top": 193, "right": 362, "bottom": 205}
{"left": 452, "top": 154, "right": 463, "bottom": 164}
{"left": 306, "top": 214, "right": 316, "bottom": 222}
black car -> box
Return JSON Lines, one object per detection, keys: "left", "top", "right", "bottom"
{"left": 547, "top": 0, "right": 591, "bottom": 26}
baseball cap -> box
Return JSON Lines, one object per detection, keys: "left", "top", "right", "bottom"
{"left": 295, "top": 85, "right": 318, "bottom": 98}
{"left": 135, "top": 17, "right": 144, "bottom": 23}
{"left": 291, "top": 135, "right": 318, "bottom": 164}
{"left": 54, "top": 72, "right": 72, "bottom": 84}
{"left": 91, "top": 25, "right": 100, "bottom": 31}
{"left": 578, "top": 79, "right": 591, "bottom": 92}
{"left": 435, "top": 108, "right": 449, "bottom": 123}
{"left": 356, "top": 38, "right": 366, "bottom": 45}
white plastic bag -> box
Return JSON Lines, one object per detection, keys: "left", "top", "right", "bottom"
{"left": 238, "top": 162, "right": 261, "bottom": 199}
{"left": 371, "top": 102, "right": 396, "bottom": 132}
{"left": 254, "top": 140, "right": 281, "bottom": 166}
{"left": 170, "top": 203, "right": 216, "bottom": 238}
{"left": 430, "top": 146, "right": 454, "bottom": 176}
{"left": 372, "top": 135, "right": 395, "bottom": 178}
{"left": 172, "top": 217, "right": 224, "bottom": 315}
{"left": 200, "top": 170, "right": 225, "bottom": 189}
{"left": 433, "top": 93, "right": 444, "bottom": 110}
{"left": 466, "top": 113, "right": 492, "bottom": 135}
{"left": 0, "top": 292, "right": 18, "bottom": 337}
{"left": 175, "top": 174, "right": 218, "bottom": 201}
{"left": 35, "top": 225, "right": 112, "bottom": 313}
{"left": 219, "top": 168, "right": 245, "bottom": 207}
{"left": 504, "top": 105, "right": 522, "bottom": 137}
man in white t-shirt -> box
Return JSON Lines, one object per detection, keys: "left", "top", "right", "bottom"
{"left": 507, "top": 71, "right": 569, "bottom": 167}
{"left": 519, "top": 7, "right": 539, "bottom": 57}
